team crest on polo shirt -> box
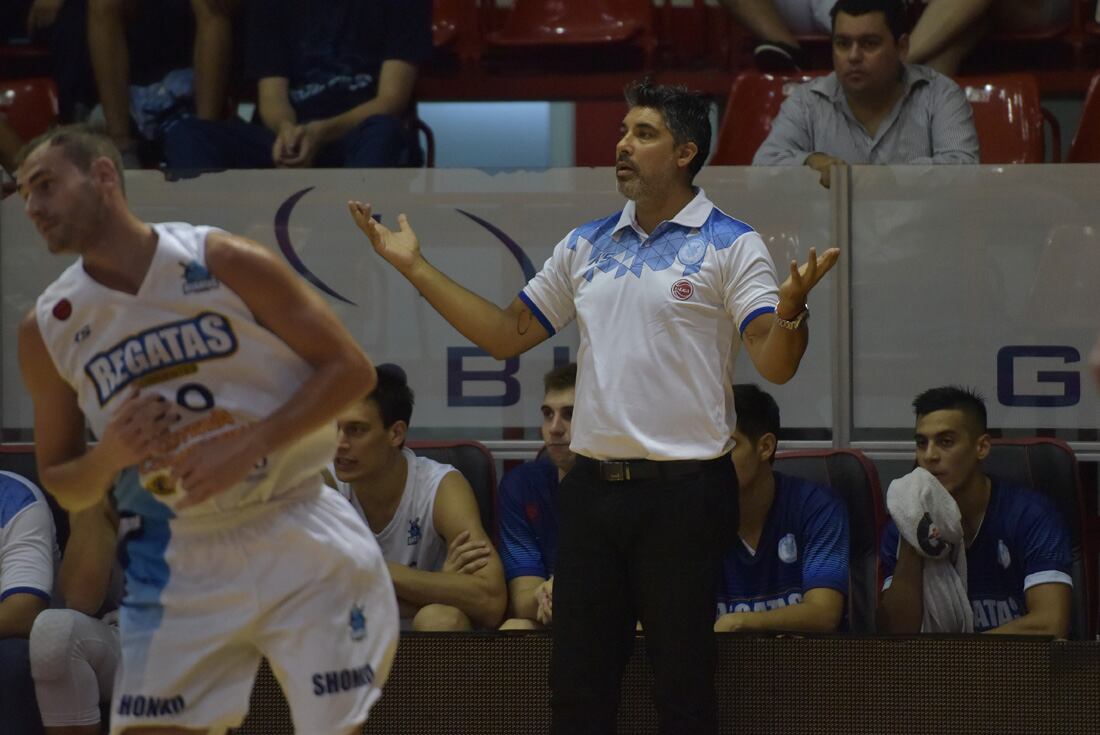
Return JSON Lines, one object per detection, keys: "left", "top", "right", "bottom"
{"left": 407, "top": 517, "right": 422, "bottom": 545}
{"left": 677, "top": 237, "right": 707, "bottom": 268}
{"left": 778, "top": 533, "right": 798, "bottom": 563}
{"left": 671, "top": 279, "right": 694, "bottom": 300}
{"left": 997, "top": 539, "right": 1011, "bottom": 569}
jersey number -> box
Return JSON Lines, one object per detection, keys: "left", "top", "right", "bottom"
{"left": 176, "top": 382, "right": 215, "bottom": 412}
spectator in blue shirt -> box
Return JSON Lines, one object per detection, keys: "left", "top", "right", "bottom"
{"left": 498, "top": 363, "right": 576, "bottom": 630}
{"left": 164, "top": 0, "right": 431, "bottom": 171}
{"left": 715, "top": 384, "right": 849, "bottom": 633}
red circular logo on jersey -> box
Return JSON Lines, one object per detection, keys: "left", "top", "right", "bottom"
{"left": 52, "top": 299, "right": 72, "bottom": 321}
{"left": 671, "top": 279, "right": 694, "bottom": 301}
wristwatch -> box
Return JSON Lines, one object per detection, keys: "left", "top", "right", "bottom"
{"left": 774, "top": 305, "right": 809, "bottom": 330}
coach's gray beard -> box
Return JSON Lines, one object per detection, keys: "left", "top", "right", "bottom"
{"left": 616, "top": 176, "right": 652, "bottom": 202}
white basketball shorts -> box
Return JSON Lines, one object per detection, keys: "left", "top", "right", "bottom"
{"left": 109, "top": 484, "right": 398, "bottom": 734}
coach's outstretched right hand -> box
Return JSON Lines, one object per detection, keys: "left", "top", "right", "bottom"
{"left": 345, "top": 200, "right": 549, "bottom": 361}
{"left": 348, "top": 201, "right": 422, "bottom": 275}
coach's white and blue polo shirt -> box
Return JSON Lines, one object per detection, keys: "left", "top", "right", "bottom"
{"left": 520, "top": 188, "right": 779, "bottom": 461}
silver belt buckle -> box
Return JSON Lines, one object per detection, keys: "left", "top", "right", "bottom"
{"left": 605, "top": 461, "right": 629, "bottom": 481}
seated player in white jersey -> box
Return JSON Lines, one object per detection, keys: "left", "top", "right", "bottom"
{"left": 333, "top": 364, "right": 507, "bottom": 631}
{"left": 0, "top": 470, "right": 59, "bottom": 735}
{"left": 877, "top": 386, "right": 1072, "bottom": 635}
{"left": 31, "top": 497, "right": 125, "bottom": 735}
{"left": 497, "top": 362, "right": 576, "bottom": 630}
{"left": 15, "top": 124, "right": 399, "bottom": 735}
{"left": 714, "top": 384, "right": 849, "bottom": 633}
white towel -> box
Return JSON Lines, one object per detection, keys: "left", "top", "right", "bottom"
{"left": 886, "top": 467, "right": 974, "bottom": 633}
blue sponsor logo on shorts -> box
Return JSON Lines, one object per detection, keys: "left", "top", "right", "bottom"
{"left": 117, "top": 694, "right": 186, "bottom": 717}
{"left": 312, "top": 663, "right": 376, "bottom": 696}
{"left": 350, "top": 604, "right": 366, "bottom": 641}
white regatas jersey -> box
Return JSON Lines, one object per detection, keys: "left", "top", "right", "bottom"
{"left": 336, "top": 447, "right": 453, "bottom": 574}
{"left": 35, "top": 222, "right": 336, "bottom": 520}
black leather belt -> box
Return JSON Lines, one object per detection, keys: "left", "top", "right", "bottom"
{"left": 575, "top": 455, "right": 715, "bottom": 482}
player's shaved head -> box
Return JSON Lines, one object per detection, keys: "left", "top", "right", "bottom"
{"left": 17, "top": 124, "right": 127, "bottom": 195}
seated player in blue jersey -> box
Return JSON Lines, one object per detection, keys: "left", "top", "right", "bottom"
{"left": 333, "top": 365, "right": 507, "bottom": 631}
{"left": 1, "top": 471, "right": 58, "bottom": 735}
{"left": 877, "top": 386, "right": 1072, "bottom": 635}
{"left": 714, "top": 384, "right": 849, "bottom": 633}
{"left": 497, "top": 363, "right": 576, "bottom": 630}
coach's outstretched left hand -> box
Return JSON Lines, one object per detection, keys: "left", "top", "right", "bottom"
{"left": 777, "top": 246, "right": 841, "bottom": 317}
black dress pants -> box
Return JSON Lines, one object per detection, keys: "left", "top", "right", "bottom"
{"left": 549, "top": 454, "right": 738, "bottom": 735}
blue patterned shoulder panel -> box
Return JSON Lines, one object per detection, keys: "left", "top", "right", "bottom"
{"left": 703, "top": 209, "right": 755, "bottom": 252}
{"left": 566, "top": 212, "right": 622, "bottom": 251}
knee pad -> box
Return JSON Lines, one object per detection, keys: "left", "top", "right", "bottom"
{"left": 29, "top": 609, "right": 80, "bottom": 680}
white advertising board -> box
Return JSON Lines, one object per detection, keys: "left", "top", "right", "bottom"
{"left": 1, "top": 166, "right": 835, "bottom": 439}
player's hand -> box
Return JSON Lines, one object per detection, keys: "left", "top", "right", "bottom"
{"left": 776, "top": 246, "right": 840, "bottom": 319}
{"left": 272, "top": 122, "right": 305, "bottom": 167}
{"left": 714, "top": 612, "right": 747, "bottom": 633}
{"left": 26, "top": 0, "right": 62, "bottom": 32}
{"left": 804, "top": 152, "right": 845, "bottom": 189}
{"left": 348, "top": 201, "right": 422, "bottom": 275}
{"left": 535, "top": 577, "right": 554, "bottom": 626}
{"left": 442, "top": 530, "right": 492, "bottom": 575}
{"left": 97, "top": 389, "right": 180, "bottom": 472}
{"left": 170, "top": 429, "right": 265, "bottom": 510}
{"left": 278, "top": 122, "right": 323, "bottom": 168}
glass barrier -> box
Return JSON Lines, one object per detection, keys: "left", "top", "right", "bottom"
{"left": 850, "top": 164, "right": 1100, "bottom": 441}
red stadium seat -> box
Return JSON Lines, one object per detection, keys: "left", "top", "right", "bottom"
{"left": 0, "top": 43, "right": 52, "bottom": 78}
{"left": 773, "top": 449, "right": 886, "bottom": 633}
{"left": 486, "top": 0, "right": 655, "bottom": 65}
{"left": 956, "top": 74, "right": 1054, "bottom": 163}
{"left": 983, "top": 438, "right": 1094, "bottom": 640}
{"left": 1067, "top": 71, "right": 1100, "bottom": 161}
{"left": 711, "top": 71, "right": 822, "bottom": 165}
{"left": 0, "top": 76, "right": 58, "bottom": 143}
{"left": 432, "top": 0, "right": 482, "bottom": 62}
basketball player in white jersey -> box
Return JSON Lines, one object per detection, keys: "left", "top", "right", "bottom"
{"left": 332, "top": 364, "right": 507, "bottom": 631}
{"left": 15, "top": 124, "right": 399, "bottom": 735}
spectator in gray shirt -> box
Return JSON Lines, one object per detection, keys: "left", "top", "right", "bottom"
{"left": 753, "top": 0, "right": 979, "bottom": 188}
